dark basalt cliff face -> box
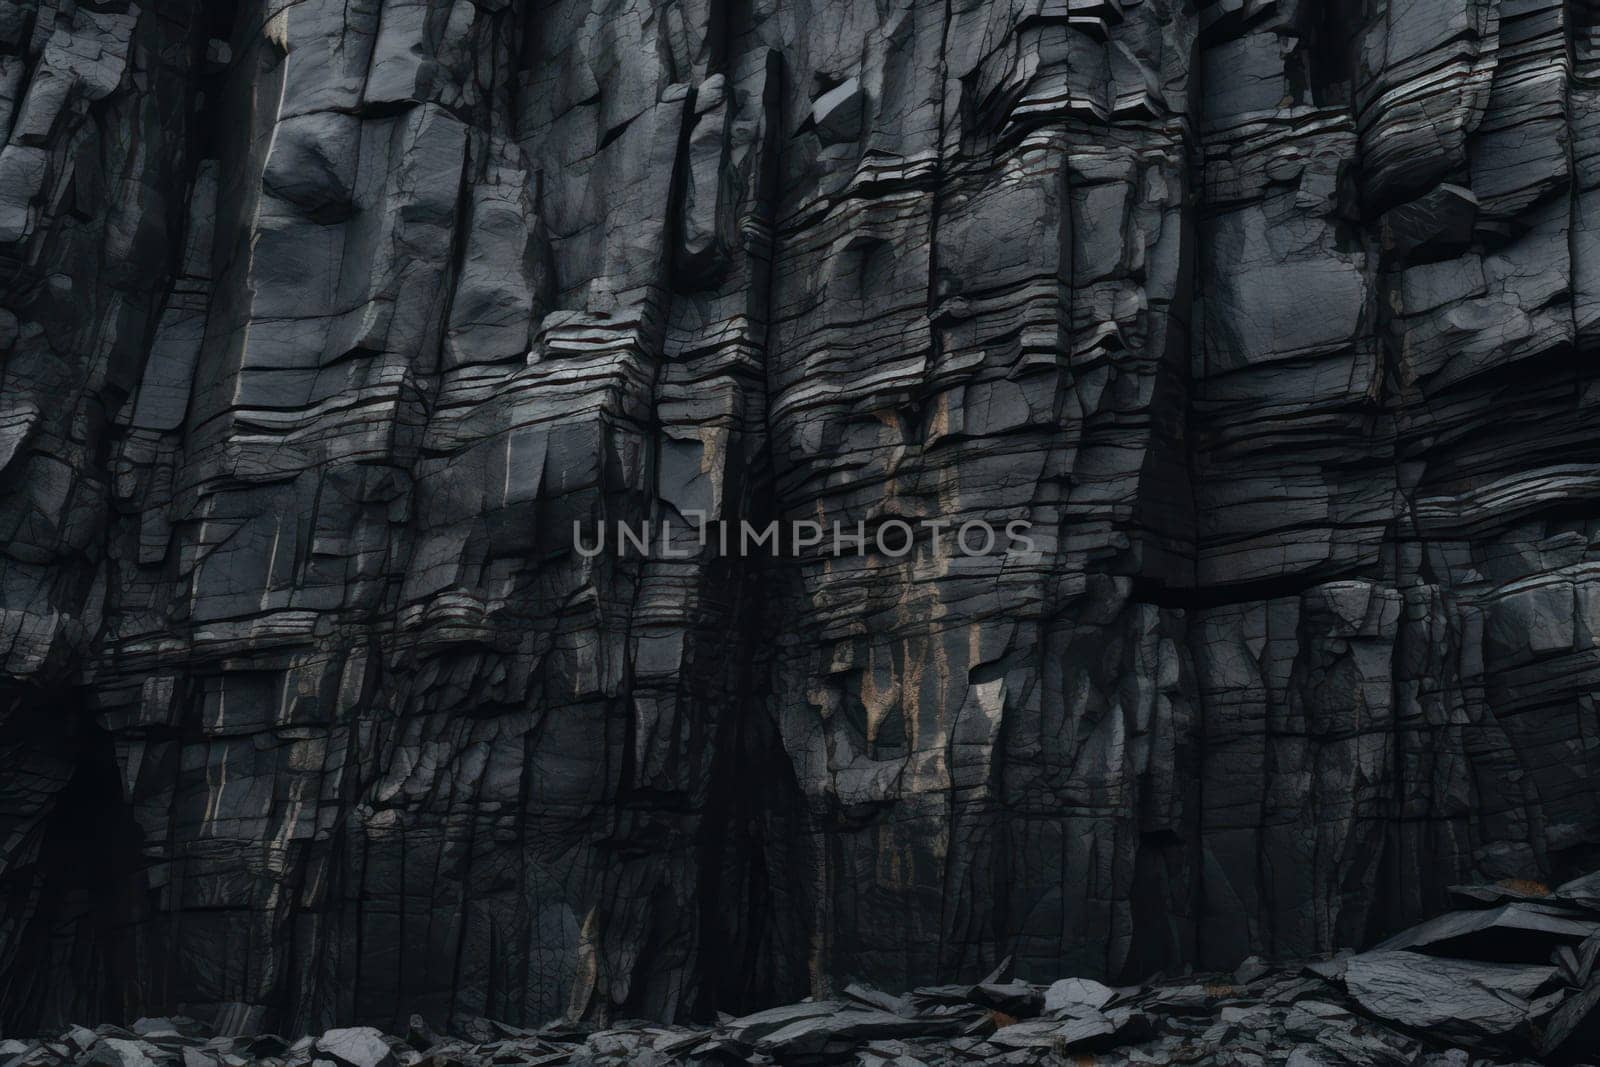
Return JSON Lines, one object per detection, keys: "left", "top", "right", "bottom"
{"left": 1, "top": 0, "right": 1598, "bottom": 1039}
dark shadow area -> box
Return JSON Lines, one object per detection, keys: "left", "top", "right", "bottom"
{"left": 0, "top": 697, "right": 150, "bottom": 1033}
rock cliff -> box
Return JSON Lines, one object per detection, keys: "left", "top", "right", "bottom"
{"left": 1, "top": 0, "right": 1599, "bottom": 1039}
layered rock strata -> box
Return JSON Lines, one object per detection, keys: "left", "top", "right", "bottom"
{"left": 1, "top": 0, "right": 1599, "bottom": 1039}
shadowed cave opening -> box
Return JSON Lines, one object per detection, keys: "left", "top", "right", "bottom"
{"left": 0, "top": 701, "right": 149, "bottom": 1035}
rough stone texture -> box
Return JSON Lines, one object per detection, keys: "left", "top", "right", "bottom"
{"left": 1, "top": 0, "right": 1599, "bottom": 1043}
{"left": 10, "top": 871, "right": 1600, "bottom": 1063}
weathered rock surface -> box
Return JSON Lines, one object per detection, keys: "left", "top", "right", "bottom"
{"left": 1, "top": 0, "right": 1599, "bottom": 1043}
{"left": 14, "top": 873, "right": 1600, "bottom": 1063}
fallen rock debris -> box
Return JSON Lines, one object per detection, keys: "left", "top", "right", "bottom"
{"left": 9, "top": 873, "right": 1600, "bottom": 1065}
